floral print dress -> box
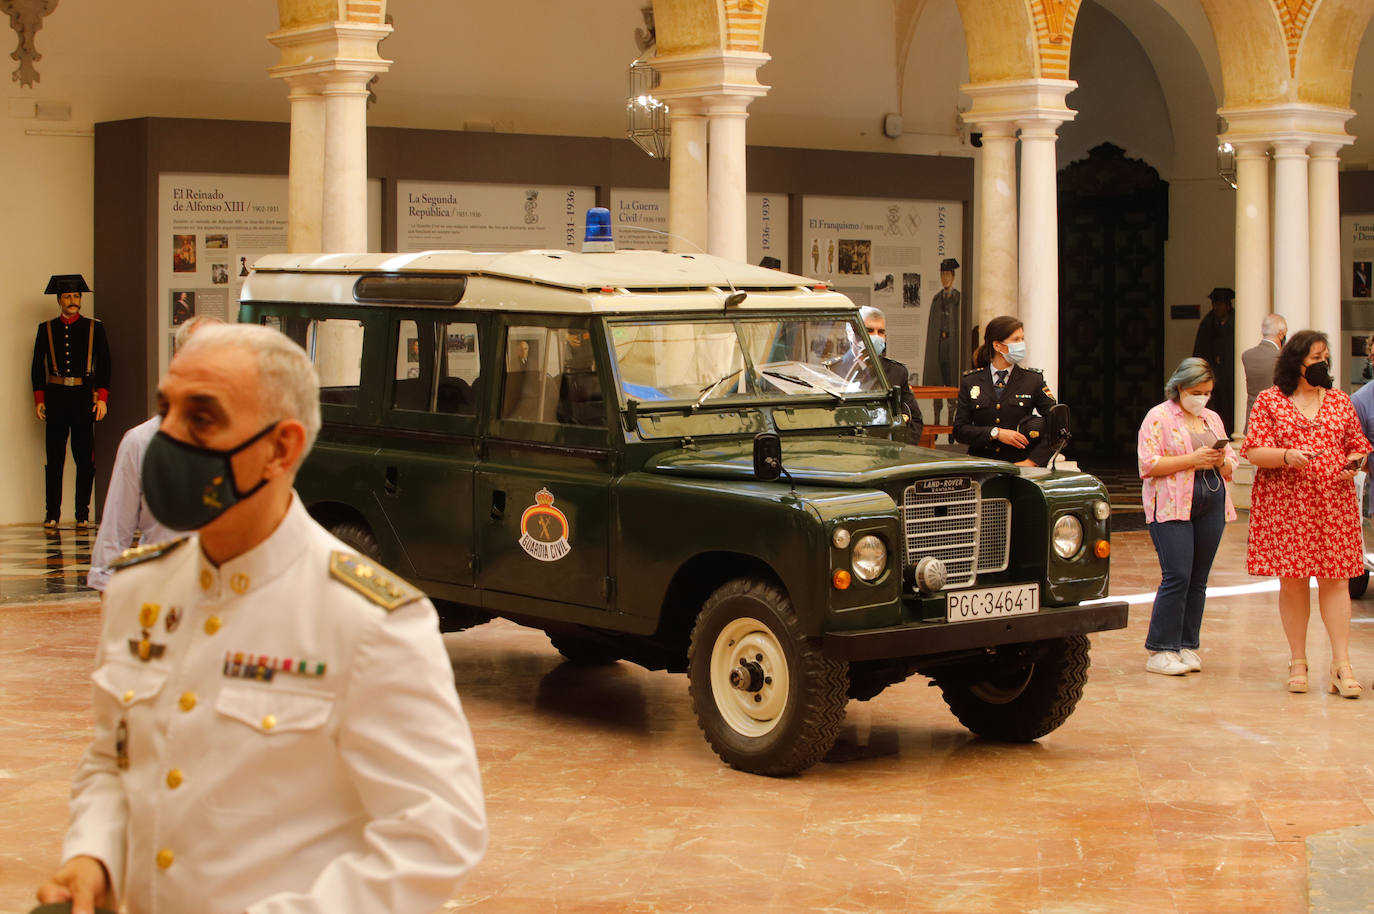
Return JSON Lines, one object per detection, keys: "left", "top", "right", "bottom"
{"left": 1241, "top": 386, "right": 1372, "bottom": 578}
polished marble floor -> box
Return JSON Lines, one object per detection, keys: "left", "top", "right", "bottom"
{"left": 2, "top": 518, "right": 1372, "bottom": 913}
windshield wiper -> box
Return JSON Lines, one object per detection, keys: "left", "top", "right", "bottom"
{"left": 762, "top": 370, "right": 842, "bottom": 401}
{"left": 692, "top": 369, "right": 743, "bottom": 411}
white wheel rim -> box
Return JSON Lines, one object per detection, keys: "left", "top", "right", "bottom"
{"left": 710, "top": 616, "right": 790, "bottom": 738}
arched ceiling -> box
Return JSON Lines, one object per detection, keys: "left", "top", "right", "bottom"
{"left": 953, "top": 0, "right": 1039, "bottom": 82}
{"left": 1298, "top": 0, "right": 1374, "bottom": 106}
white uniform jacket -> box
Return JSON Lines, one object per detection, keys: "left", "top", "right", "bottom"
{"left": 62, "top": 494, "right": 487, "bottom": 914}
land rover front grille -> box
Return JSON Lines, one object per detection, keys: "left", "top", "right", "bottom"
{"left": 901, "top": 478, "right": 1011, "bottom": 589}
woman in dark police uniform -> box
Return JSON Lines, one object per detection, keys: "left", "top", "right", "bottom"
{"left": 953, "top": 315, "right": 1057, "bottom": 466}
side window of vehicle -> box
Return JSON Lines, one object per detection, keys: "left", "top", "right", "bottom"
{"left": 390, "top": 319, "right": 482, "bottom": 416}
{"left": 262, "top": 316, "right": 364, "bottom": 406}
{"left": 500, "top": 323, "right": 604, "bottom": 427}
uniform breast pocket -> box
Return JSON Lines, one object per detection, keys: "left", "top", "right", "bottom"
{"left": 215, "top": 684, "right": 336, "bottom": 736}
{"left": 92, "top": 661, "right": 169, "bottom": 709}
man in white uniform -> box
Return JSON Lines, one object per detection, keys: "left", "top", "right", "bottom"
{"left": 39, "top": 323, "right": 487, "bottom": 914}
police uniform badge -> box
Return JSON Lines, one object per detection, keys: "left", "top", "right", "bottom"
{"left": 970, "top": 385, "right": 980, "bottom": 399}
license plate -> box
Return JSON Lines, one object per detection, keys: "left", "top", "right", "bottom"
{"left": 946, "top": 583, "right": 1040, "bottom": 623}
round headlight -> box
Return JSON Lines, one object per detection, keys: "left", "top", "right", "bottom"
{"left": 1053, "top": 514, "right": 1084, "bottom": 558}
{"left": 851, "top": 535, "right": 887, "bottom": 581}
{"left": 1093, "top": 500, "right": 1111, "bottom": 521}
{"left": 832, "top": 527, "right": 852, "bottom": 549}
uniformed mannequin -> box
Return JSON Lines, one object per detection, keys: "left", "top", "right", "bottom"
{"left": 953, "top": 315, "right": 1057, "bottom": 467}
{"left": 1193, "top": 287, "right": 1235, "bottom": 435}
{"left": 859, "top": 305, "right": 923, "bottom": 445}
{"left": 923, "top": 257, "right": 961, "bottom": 424}
{"left": 38, "top": 323, "right": 486, "bottom": 914}
{"left": 31, "top": 274, "right": 111, "bottom": 530}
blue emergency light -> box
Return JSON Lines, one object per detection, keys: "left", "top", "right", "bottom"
{"left": 582, "top": 207, "right": 615, "bottom": 252}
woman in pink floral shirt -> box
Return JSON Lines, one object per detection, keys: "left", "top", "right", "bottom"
{"left": 1241, "top": 330, "right": 1370, "bottom": 697}
{"left": 1137, "top": 358, "right": 1237, "bottom": 676}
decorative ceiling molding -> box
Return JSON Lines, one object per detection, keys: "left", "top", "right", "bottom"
{"left": 635, "top": 5, "right": 656, "bottom": 54}
{"left": 1, "top": 0, "right": 58, "bottom": 88}
{"left": 1272, "top": 0, "right": 1316, "bottom": 75}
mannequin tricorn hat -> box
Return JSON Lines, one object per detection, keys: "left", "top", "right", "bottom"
{"left": 1208, "top": 287, "right": 1235, "bottom": 302}
{"left": 940, "top": 258, "right": 960, "bottom": 272}
{"left": 45, "top": 274, "right": 92, "bottom": 295}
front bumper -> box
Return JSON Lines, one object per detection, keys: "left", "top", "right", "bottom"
{"left": 822, "top": 600, "right": 1128, "bottom": 662}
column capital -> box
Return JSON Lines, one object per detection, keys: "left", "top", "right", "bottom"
{"left": 1218, "top": 102, "right": 1354, "bottom": 149}
{"left": 959, "top": 78, "right": 1077, "bottom": 130}
{"left": 268, "top": 19, "right": 392, "bottom": 82}
{"left": 649, "top": 47, "right": 771, "bottom": 104}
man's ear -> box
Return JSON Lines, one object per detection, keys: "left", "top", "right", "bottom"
{"left": 267, "top": 419, "right": 309, "bottom": 478}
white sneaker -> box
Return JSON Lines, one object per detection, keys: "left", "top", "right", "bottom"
{"left": 1146, "top": 651, "right": 1189, "bottom": 676}
{"left": 1177, "top": 649, "right": 1202, "bottom": 672}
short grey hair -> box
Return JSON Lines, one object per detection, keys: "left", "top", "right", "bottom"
{"left": 1261, "top": 313, "right": 1287, "bottom": 339}
{"left": 177, "top": 323, "right": 322, "bottom": 459}
{"left": 859, "top": 305, "right": 885, "bottom": 324}
{"left": 1165, "top": 356, "right": 1215, "bottom": 402}
{"left": 173, "top": 315, "right": 223, "bottom": 351}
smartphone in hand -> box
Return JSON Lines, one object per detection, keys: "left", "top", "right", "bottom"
{"left": 1211, "top": 439, "right": 1228, "bottom": 450}
{"left": 1343, "top": 456, "right": 1364, "bottom": 472}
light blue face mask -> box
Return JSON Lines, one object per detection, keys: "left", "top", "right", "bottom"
{"left": 1004, "top": 341, "right": 1027, "bottom": 364}
{"left": 871, "top": 335, "right": 886, "bottom": 357}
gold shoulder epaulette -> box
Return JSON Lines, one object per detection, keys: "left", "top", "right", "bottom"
{"left": 329, "top": 551, "right": 423, "bottom": 612}
{"left": 962, "top": 367, "right": 980, "bottom": 376}
{"left": 109, "top": 536, "right": 189, "bottom": 572}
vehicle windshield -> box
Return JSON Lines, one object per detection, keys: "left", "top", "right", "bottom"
{"left": 610, "top": 316, "right": 885, "bottom": 407}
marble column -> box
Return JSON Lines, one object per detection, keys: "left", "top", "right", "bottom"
{"left": 321, "top": 72, "right": 372, "bottom": 253}
{"left": 1232, "top": 141, "right": 1271, "bottom": 432}
{"left": 1272, "top": 139, "right": 1311, "bottom": 330}
{"left": 283, "top": 77, "right": 325, "bottom": 252}
{"left": 974, "top": 122, "right": 1019, "bottom": 325}
{"left": 705, "top": 96, "right": 751, "bottom": 262}
{"left": 1309, "top": 141, "right": 1343, "bottom": 379}
{"left": 667, "top": 99, "right": 708, "bottom": 255}
{"left": 1016, "top": 118, "right": 1067, "bottom": 391}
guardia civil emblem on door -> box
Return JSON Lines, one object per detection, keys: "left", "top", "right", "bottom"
{"left": 518, "top": 488, "right": 571, "bottom": 562}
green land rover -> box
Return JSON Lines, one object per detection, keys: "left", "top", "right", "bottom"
{"left": 239, "top": 235, "right": 1127, "bottom": 776}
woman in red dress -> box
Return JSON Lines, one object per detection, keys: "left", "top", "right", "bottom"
{"left": 1242, "top": 330, "right": 1371, "bottom": 696}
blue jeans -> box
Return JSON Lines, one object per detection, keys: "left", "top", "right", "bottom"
{"left": 1145, "top": 472, "right": 1227, "bottom": 652}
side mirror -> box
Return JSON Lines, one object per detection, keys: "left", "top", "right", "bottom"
{"left": 1046, "top": 403, "right": 1072, "bottom": 468}
{"left": 753, "top": 432, "right": 783, "bottom": 482}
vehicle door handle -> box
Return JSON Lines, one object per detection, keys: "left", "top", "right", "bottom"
{"left": 490, "top": 489, "right": 506, "bottom": 521}
{"left": 384, "top": 466, "right": 398, "bottom": 495}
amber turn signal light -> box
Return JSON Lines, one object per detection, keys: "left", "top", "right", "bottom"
{"left": 832, "top": 569, "right": 852, "bottom": 590}
{"left": 1094, "top": 540, "right": 1110, "bottom": 558}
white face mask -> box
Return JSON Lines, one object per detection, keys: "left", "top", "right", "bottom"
{"left": 1181, "top": 393, "right": 1209, "bottom": 415}
{"left": 1004, "top": 341, "right": 1027, "bottom": 364}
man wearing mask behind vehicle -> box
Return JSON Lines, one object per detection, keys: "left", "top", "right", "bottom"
{"left": 38, "top": 323, "right": 486, "bottom": 914}
{"left": 860, "top": 306, "right": 923, "bottom": 445}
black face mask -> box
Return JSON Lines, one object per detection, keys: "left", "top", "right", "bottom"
{"left": 1303, "top": 360, "right": 1333, "bottom": 390}
{"left": 142, "top": 423, "right": 278, "bottom": 531}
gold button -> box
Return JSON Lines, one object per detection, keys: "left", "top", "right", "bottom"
{"left": 166, "top": 769, "right": 183, "bottom": 789}
{"left": 156, "top": 848, "right": 174, "bottom": 869}
{"left": 122, "top": 689, "right": 135, "bottom": 703}
{"left": 261, "top": 714, "right": 277, "bottom": 730}
{"left": 230, "top": 573, "right": 250, "bottom": 594}
{"left": 179, "top": 692, "right": 197, "bottom": 712}
{"left": 199, "top": 569, "right": 213, "bottom": 591}
{"left": 204, "top": 616, "right": 222, "bottom": 636}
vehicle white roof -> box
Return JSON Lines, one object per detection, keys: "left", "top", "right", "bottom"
{"left": 243, "top": 249, "right": 856, "bottom": 315}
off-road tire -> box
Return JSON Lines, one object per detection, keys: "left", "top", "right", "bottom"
{"left": 329, "top": 521, "right": 380, "bottom": 560}
{"left": 688, "top": 578, "right": 848, "bottom": 776}
{"left": 548, "top": 632, "right": 621, "bottom": 665}
{"left": 937, "top": 635, "right": 1090, "bottom": 742}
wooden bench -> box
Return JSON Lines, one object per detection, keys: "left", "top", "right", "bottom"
{"left": 909, "top": 385, "right": 959, "bottom": 447}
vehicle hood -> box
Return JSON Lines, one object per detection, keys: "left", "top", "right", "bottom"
{"left": 644, "top": 438, "right": 1017, "bottom": 488}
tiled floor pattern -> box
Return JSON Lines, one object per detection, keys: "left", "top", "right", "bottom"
{"left": 3, "top": 520, "right": 1373, "bottom": 913}
{"left": 0, "top": 524, "right": 97, "bottom": 603}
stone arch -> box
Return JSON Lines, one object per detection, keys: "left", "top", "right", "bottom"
{"left": 652, "top": 0, "right": 727, "bottom": 55}
{"left": 1031, "top": 0, "right": 1085, "bottom": 80}
{"left": 1197, "top": 0, "right": 1291, "bottom": 105}
{"left": 1295, "top": 0, "right": 1374, "bottom": 106}
{"left": 724, "top": 0, "right": 769, "bottom": 51}
{"left": 954, "top": 0, "right": 1039, "bottom": 82}
{"left": 277, "top": 0, "right": 386, "bottom": 29}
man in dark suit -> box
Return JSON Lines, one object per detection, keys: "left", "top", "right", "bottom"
{"left": 1240, "top": 312, "right": 1286, "bottom": 433}
{"left": 860, "top": 306, "right": 922, "bottom": 445}
{"left": 31, "top": 274, "right": 111, "bottom": 530}
{"left": 1193, "top": 287, "right": 1235, "bottom": 433}
{"left": 923, "top": 257, "right": 961, "bottom": 423}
